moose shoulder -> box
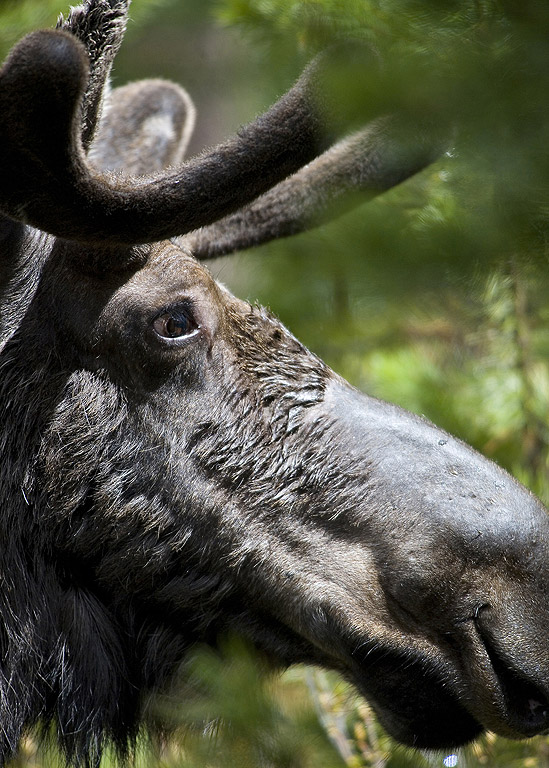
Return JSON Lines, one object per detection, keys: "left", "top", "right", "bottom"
{"left": 0, "top": 0, "right": 548, "bottom": 765}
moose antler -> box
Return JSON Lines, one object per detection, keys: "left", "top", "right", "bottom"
{"left": 0, "top": 17, "right": 442, "bottom": 251}
{"left": 0, "top": 30, "right": 335, "bottom": 245}
{"left": 181, "top": 120, "right": 440, "bottom": 259}
{"left": 0, "top": 1, "right": 129, "bottom": 287}
{"left": 57, "top": 0, "right": 130, "bottom": 150}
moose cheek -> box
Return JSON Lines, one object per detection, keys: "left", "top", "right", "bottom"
{"left": 128, "top": 343, "right": 209, "bottom": 391}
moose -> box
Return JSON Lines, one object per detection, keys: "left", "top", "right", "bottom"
{"left": 0, "top": 0, "right": 548, "bottom": 764}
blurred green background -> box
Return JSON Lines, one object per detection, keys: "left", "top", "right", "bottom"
{"left": 2, "top": 0, "right": 549, "bottom": 765}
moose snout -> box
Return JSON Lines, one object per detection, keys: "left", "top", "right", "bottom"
{"left": 319, "top": 377, "right": 549, "bottom": 742}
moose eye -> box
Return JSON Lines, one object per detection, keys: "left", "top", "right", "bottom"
{"left": 152, "top": 306, "right": 199, "bottom": 342}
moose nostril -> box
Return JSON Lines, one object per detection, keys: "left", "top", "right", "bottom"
{"left": 528, "top": 699, "right": 549, "bottom": 724}
{"left": 492, "top": 661, "right": 549, "bottom": 734}
{"left": 474, "top": 616, "right": 549, "bottom": 735}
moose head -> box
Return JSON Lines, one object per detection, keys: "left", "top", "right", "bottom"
{"left": 0, "top": 0, "right": 548, "bottom": 764}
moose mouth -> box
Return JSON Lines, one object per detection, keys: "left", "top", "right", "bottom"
{"left": 338, "top": 612, "right": 549, "bottom": 750}
{"left": 348, "top": 649, "right": 482, "bottom": 749}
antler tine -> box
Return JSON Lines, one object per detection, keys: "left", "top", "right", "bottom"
{"left": 2, "top": 2, "right": 128, "bottom": 288}
{"left": 57, "top": 0, "right": 130, "bottom": 150}
{"left": 179, "top": 119, "right": 444, "bottom": 259}
{"left": 0, "top": 31, "right": 337, "bottom": 247}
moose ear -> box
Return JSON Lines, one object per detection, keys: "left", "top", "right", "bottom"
{"left": 89, "top": 79, "right": 196, "bottom": 175}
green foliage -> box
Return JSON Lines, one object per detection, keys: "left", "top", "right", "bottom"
{"left": 216, "top": 0, "right": 549, "bottom": 274}
{"left": 0, "top": 0, "right": 65, "bottom": 57}
{"left": 150, "top": 638, "right": 344, "bottom": 768}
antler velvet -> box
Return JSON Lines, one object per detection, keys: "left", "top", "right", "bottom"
{"left": 57, "top": 0, "right": 130, "bottom": 150}
{"left": 181, "top": 120, "right": 441, "bottom": 259}
{"left": 0, "top": 29, "right": 335, "bottom": 246}
{"left": 0, "top": 3, "right": 443, "bottom": 261}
